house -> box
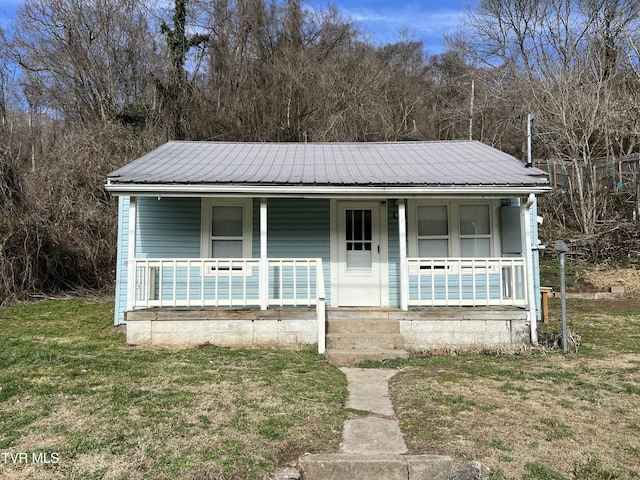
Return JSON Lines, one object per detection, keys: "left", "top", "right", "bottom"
{"left": 106, "top": 141, "right": 550, "bottom": 362}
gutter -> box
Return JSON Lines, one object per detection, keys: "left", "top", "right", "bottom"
{"left": 105, "top": 181, "right": 551, "bottom": 198}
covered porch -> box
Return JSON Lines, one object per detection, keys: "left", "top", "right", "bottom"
{"left": 107, "top": 141, "right": 549, "bottom": 354}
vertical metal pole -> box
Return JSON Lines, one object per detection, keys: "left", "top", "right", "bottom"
{"left": 469, "top": 79, "right": 474, "bottom": 141}
{"left": 560, "top": 252, "right": 568, "bottom": 353}
{"left": 527, "top": 113, "right": 534, "bottom": 166}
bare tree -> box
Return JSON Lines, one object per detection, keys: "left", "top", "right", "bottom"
{"left": 452, "top": 0, "right": 640, "bottom": 233}
{"left": 11, "top": 0, "right": 162, "bottom": 126}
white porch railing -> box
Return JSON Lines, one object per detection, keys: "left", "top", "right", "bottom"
{"left": 132, "top": 258, "right": 327, "bottom": 353}
{"left": 406, "top": 257, "right": 527, "bottom": 307}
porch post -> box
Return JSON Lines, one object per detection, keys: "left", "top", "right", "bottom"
{"left": 260, "top": 198, "right": 268, "bottom": 310}
{"left": 522, "top": 194, "right": 538, "bottom": 345}
{"left": 398, "top": 199, "right": 409, "bottom": 311}
{"left": 126, "top": 196, "right": 137, "bottom": 311}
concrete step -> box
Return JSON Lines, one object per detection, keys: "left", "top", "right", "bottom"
{"left": 326, "top": 349, "right": 408, "bottom": 366}
{"left": 326, "top": 333, "right": 405, "bottom": 351}
{"left": 326, "top": 308, "right": 395, "bottom": 320}
{"left": 326, "top": 318, "right": 400, "bottom": 334}
{"left": 298, "top": 453, "right": 452, "bottom": 480}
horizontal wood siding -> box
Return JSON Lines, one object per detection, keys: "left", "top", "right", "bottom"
{"left": 387, "top": 199, "right": 401, "bottom": 307}
{"left": 114, "top": 196, "right": 129, "bottom": 325}
{"left": 136, "top": 197, "right": 201, "bottom": 258}
{"left": 409, "top": 274, "right": 502, "bottom": 301}
{"left": 266, "top": 199, "right": 331, "bottom": 303}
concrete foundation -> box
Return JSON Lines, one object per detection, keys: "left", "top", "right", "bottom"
{"left": 124, "top": 306, "right": 530, "bottom": 351}
{"left": 397, "top": 307, "right": 529, "bottom": 351}
{"left": 125, "top": 308, "right": 317, "bottom": 347}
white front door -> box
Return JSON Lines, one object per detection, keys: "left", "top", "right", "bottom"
{"left": 337, "top": 202, "right": 382, "bottom": 306}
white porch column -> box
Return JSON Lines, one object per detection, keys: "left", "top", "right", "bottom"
{"left": 398, "top": 199, "right": 409, "bottom": 311}
{"left": 260, "top": 198, "right": 268, "bottom": 310}
{"left": 126, "top": 196, "right": 137, "bottom": 311}
{"left": 522, "top": 194, "right": 538, "bottom": 345}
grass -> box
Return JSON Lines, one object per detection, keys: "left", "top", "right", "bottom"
{"left": 388, "top": 297, "right": 640, "bottom": 479}
{"left": 2, "top": 296, "right": 640, "bottom": 479}
{"left": 0, "top": 299, "right": 347, "bottom": 479}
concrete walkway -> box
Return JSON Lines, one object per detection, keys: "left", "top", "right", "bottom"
{"left": 339, "top": 367, "right": 407, "bottom": 455}
{"left": 298, "top": 367, "right": 453, "bottom": 480}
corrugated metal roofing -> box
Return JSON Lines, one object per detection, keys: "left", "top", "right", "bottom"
{"left": 106, "top": 140, "right": 549, "bottom": 187}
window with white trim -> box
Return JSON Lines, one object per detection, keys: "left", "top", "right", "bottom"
{"left": 459, "top": 204, "right": 491, "bottom": 257}
{"left": 417, "top": 205, "right": 449, "bottom": 257}
{"left": 409, "top": 201, "right": 495, "bottom": 258}
{"left": 201, "top": 199, "right": 252, "bottom": 259}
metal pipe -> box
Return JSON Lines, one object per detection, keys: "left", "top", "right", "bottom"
{"left": 560, "top": 251, "right": 568, "bottom": 353}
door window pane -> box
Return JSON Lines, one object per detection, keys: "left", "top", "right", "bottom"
{"left": 346, "top": 209, "right": 373, "bottom": 271}
{"left": 353, "top": 210, "right": 363, "bottom": 241}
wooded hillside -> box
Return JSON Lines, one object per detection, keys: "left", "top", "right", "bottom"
{"left": 1, "top": 0, "right": 639, "bottom": 302}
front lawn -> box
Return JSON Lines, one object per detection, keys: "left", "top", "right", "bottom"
{"left": 0, "top": 299, "right": 347, "bottom": 479}
{"left": 389, "top": 298, "right": 640, "bottom": 479}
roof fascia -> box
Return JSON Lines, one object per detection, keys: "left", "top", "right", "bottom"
{"left": 105, "top": 182, "right": 551, "bottom": 198}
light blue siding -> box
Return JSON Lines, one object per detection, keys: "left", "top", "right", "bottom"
{"left": 137, "top": 197, "right": 200, "bottom": 258}
{"left": 114, "top": 196, "right": 129, "bottom": 325}
{"left": 264, "top": 198, "right": 331, "bottom": 304}
{"left": 387, "top": 200, "right": 401, "bottom": 307}
{"left": 116, "top": 197, "right": 330, "bottom": 316}
{"left": 408, "top": 273, "right": 504, "bottom": 302}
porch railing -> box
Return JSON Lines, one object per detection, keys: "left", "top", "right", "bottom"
{"left": 406, "top": 257, "right": 527, "bottom": 307}
{"left": 132, "top": 257, "right": 326, "bottom": 353}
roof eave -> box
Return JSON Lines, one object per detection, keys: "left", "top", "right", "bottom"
{"left": 105, "top": 181, "right": 551, "bottom": 198}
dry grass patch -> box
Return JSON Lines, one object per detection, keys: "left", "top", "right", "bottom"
{"left": 390, "top": 298, "right": 640, "bottom": 479}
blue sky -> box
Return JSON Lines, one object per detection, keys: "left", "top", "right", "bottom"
{"left": 306, "top": 0, "right": 475, "bottom": 53}
{"left": 0, "top": 0, "right": 474, "bottom": 54}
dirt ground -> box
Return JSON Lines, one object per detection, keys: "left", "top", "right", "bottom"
{"left": 576, "top": 267, "right": 640, "bottom": 298}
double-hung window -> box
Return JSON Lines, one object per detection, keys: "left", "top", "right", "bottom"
{"left": 201, "top": 199, "right": 252, "bottom": 260}
{"left": 211, "top": 205, "right": 244, "bottom": 257}
{"left": 417, "top": 205, "right": 449, "bottom": 257}
{"left": 411, "top": 201, "right": 494, "bottom": 258}
{"left": 459, "top": 204, "right": 491, "bottom": 257}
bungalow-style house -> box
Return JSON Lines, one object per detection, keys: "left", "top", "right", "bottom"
{"left": 106, "top": 141, "right": 550, "bottom": 363}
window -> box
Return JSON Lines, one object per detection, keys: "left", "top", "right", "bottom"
{"left": 417, "top": 205, "right": 449, "bottom": 257}
{"left": 201, "top": 199, "right": 252, "bottom": 259}
{"left": 211, "top": 205, "right": 243, "bottom": 257}
{"left": 459, "top": 204, "right": 491, "bottom": 257}
{"left": 410, "top": 201, "right": 495, "bottom": 258}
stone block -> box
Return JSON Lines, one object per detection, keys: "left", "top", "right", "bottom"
{"left": 611, "top": 286, "right": 625, "bottom": 298}
{"left": 126, "top": 320, "right": 152, "bottom": 344}
{"left": 298, "top": 454, "right": 408, "bottom": 480}
{"left": 406, "top": 455, "right": 453, "bottom": 480}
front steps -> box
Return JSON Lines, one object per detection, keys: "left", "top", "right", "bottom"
{"left": 299, "top": 453, "right": 453, "bottom": 480}
{"left": 325, "top": 309, "right": 408, "bottom": 365}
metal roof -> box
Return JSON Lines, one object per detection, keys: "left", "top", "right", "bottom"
{"left": 106, "top": 141, "right": 549, "bottom": 194}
